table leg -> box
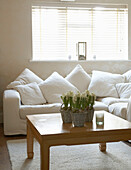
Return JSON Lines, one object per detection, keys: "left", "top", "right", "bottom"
{"left": 99, "top": 143, "right": 106, "bottom": 152}
{"left": 40, "top": 142, "right": 49, "bottom": 170}
{"left": 27, "top": 123, "right": 34, "bottom": 158}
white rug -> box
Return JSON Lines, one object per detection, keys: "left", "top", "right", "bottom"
{"left": 7, "top": 139, "right": 131, "bottom": 170}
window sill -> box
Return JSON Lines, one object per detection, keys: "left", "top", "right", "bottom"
{"left": 29, "top": 59, "right": 129, "bottom": 63}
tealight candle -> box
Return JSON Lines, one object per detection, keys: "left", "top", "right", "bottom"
{"left": 96, "top": 113, "right": 104, "bottom": 125}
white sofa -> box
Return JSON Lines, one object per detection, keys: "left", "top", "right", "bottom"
{"left": 3, "top": 65, "right": 131, "bottom": 135}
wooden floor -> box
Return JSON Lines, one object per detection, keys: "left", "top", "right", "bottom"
{"left": 0, "top": 123, "right": 131, "bottom": 170}
{"left": 0, "top": 124, "right": 26, "bottom": 170}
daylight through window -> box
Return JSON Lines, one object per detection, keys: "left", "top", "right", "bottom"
{"left": 32, "top": 5, "right": 128, "bottom": 60}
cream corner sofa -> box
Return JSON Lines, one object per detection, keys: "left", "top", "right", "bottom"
{"left": 3, "top": 65, "right": 131, "bottom": 135}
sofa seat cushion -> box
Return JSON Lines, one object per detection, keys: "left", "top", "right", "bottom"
{"left": 20, "top": 101, "right": 107, "bottom": 120}
{"left": 93, "top": 101, "right": 108, "bottom": 111}
{"left": 20, "top": 103, "right": 61, "bottom": 120}
{"left": 108, "top": 102, "right": 128, "bottom": 120}
{"left": 97, "top": 97, "right": 128, "bottom": 106}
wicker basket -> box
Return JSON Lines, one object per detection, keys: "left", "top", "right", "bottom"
{"left": 85, "top": 109, "right": 94, "bottom": 122}
{"left": 60, "top": 108, "right": 72, "bottom": 123}
{"left": 71, "top": 111, "right": 87, "bottom": 127}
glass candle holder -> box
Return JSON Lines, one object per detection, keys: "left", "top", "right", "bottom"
{"left": 96, "top": 112, "right": 104, "bottom": 125}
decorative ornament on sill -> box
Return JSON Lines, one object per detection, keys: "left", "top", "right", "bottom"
{"left": 78, "top": 42, "right": 87, "bottom": 60}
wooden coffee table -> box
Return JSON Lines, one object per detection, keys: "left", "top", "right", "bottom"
{"left": 26, "top": 111, "right": 131, "bottom": 170}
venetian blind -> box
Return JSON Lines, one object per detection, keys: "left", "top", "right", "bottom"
{"left": 32, "top": 6, "right": 128, "bottom": 60}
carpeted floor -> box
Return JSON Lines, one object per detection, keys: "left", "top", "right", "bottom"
{"left": 7, "top": 139, "right": 131, "bottom": 170}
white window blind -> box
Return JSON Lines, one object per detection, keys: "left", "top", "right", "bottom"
{"left": 32, "top": 6, "right": 128, "bottom": 60}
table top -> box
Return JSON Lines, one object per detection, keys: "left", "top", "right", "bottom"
{"left": 26, "top": 111, "right": 131, "bottom": 136}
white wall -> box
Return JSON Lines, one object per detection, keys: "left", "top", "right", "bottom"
{"left": 0, "top": 0, "right": 131, "bottom": 123}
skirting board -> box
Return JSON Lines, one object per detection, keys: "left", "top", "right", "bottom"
{"left": 0, "top": 112, "right": 3, "bottom": 123}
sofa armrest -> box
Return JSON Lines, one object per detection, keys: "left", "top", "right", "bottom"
{"left": 3, "top": 89, "right": 21, "bottom": 104}
{"left": 127, "top": 96, "right": 131, "bottom": 121}
{"left": 3, "top": 90, "right": 22, "bottom": 135}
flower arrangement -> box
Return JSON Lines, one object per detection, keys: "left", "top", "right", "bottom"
{"left": 60, "top": 90, "right": 96, "bottom": 126}
{"left": 61, "top": 90, "right": 96, "bottom": 112}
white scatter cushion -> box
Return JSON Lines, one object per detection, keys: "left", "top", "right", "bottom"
{"left": 14, "top": 82, "right": 46, "bottom": 105}
{"left": 123, "top": 70, "right": 131, "bottom": 83}
{"left": 88, "top": 70, "right": 125, "bottom": 98}
{"left": 39, "top": 72, "right": 78, "bottom": 103}
{"left": 65, "top": 64, "right": 91, "bottom": 92}
{"left": 7, "top": 68, "right": 43, "bottom": 89}
{"left": 116, "top": 83, "right": 131, "bottom": 98}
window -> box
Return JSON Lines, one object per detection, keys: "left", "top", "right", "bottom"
{"left": 32, "top": 5, "right": 128, "bottom": 60}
